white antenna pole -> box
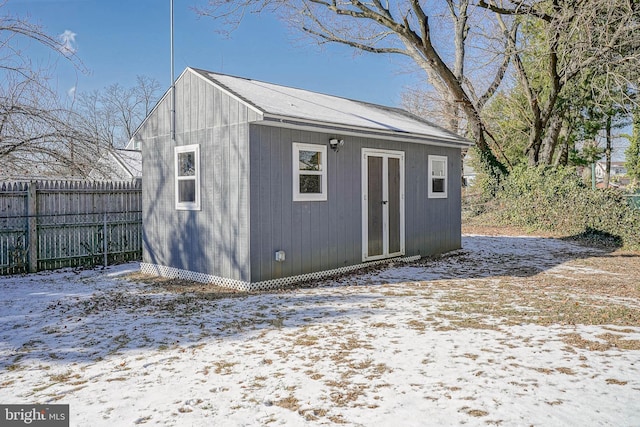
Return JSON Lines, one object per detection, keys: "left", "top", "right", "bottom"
{"left": 170, "top": 0, "right": 176, "bottom": 141}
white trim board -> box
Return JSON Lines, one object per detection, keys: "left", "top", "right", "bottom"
{"left": 361, "top": 148, "right": 406, "bottom": 262}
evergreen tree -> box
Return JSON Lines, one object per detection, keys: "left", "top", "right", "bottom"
{"left": 625, "top": 110, "right": 640, "bottom": 189}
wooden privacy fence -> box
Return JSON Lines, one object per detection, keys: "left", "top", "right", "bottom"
{"left": 0, "top": 180, "right": 142, "bottom": 275}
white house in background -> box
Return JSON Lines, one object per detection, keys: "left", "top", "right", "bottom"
{"left": 594, "top": 161, "right": 627, "bottom": 181}
{"left": 462, "top": 150, "right": 477, "bottom": 186}
{"left": 89, "top": 149, "right": 142, "bottom": 181}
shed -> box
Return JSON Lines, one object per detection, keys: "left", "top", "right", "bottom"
{"left": 133, "top": 67, "right": 472, "bottom": 291}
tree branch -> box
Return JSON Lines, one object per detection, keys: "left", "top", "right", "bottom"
{"left": 477, "top": 0, "right": 553, "bottom": 22}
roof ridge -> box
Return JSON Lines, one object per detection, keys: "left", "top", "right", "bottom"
{"left": 192, "top": 67, "right": 393, "bottom": 108}
{"left": 190, "top": 67, "right": 465, "bottom": 141}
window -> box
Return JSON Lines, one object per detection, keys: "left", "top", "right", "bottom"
{"left": 428, "top": 155, "right": 448, "bottom": 198}
{"left": 293, "top": 143, "right": 327, "bottom": 201}
{"left": 175, "top": 144, "right": 201, "bottom": 210}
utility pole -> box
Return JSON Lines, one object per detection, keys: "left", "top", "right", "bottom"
{"left": 170, "top": 0, "right": 176, "bottom": 142}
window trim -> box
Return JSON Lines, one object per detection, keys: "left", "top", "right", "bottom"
{"left": 428, "top": 155, "right": 448, "bottom": 199}
{"left": 175, "top": 144, "right": 201, "bottom": 210}
{"left": 292, "top": 142, "right": 327, "bottom": 202}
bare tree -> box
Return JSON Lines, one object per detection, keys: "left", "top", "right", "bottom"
{"left": 73, "top": 76, "right": 161, "bottom": 150}
{"left": 59, "top": 76, "right": 160, "bottom": 179}
{"left": 100, "top": 76, "right": 161, "bottom": 143}
{"left": 0, "top": 74, "right": 96, "bottom": 178}
{"left": 0, "top": 2, "right": 90, "bottom": 178}
{"left": 135, "top": 75, "right": 162, "bottom": 118}
{"left": 196, "top": 0, "right": 511, "bottom": 177}
{"left": 0, "top": 1, "right": 78, "bottom": 77}
{"left": 0, "top": 3, "right": 159, "bottom": 179}
{"left": 479, "top": 0, "right": 640, "bottom": 166}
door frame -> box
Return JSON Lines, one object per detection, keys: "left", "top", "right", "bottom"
{"left": 361, "top": 148, "right": 405, "bottom": 262}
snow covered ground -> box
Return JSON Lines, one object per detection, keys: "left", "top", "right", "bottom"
{"left": 1, "top": 235, "right": 639, "bottom": 426}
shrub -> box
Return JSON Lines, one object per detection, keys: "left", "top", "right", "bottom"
{"left": 494, "top": 165, "right": 640, "bottom": 249}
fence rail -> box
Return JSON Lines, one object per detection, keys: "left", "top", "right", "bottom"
{"left": 0, "top": 180, "right": 142, "bottom": 275}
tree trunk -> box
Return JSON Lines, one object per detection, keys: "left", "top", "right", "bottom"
{"left": 604, "top": 114, "right": 612, "bottom": 188}
{"left": 540, "top": 112, "right": 564, "bottom": 165}
{"left": 450, "top": 0, "right": 468, "bottom": 135}
{"left": 526, "top": 121, "right": 543, "bottom": 166}
{"left": 555, "top": 139, "right": 569, "bottom": 166}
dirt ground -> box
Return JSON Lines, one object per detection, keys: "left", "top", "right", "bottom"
{"left": 129, "top": 226, "right": 640, "bottom": 332}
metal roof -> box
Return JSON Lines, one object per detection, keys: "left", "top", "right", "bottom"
{"left": 189, "top": 68, "right": 472, "bottom": 148}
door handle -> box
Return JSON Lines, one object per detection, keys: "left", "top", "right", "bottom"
{"left": 382, "top": 200, "right": 388, "bottom": 204}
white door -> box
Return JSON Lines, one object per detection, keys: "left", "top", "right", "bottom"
{"left": 362, "top": 149, "right": 405, "bottom": 261}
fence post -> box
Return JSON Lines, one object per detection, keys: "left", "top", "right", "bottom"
{"left": 27, "top": 181, "right": 38, "bottom": 273}
{"left": 103, "top": 211, "right": 108, "bottom": 267}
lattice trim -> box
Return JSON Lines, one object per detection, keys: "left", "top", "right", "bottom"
{"left": 140, "top": 255, "right": 421, "bottom": 292}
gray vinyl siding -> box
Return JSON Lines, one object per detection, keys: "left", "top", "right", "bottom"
{"left": 138, "top": 68, "right": 464, "bottom": 285}
{"left": 139, "top": 70, "right": 258, "bottom": 281}
{"left": 249, "top": 125, "right": 462, "bottom": 282}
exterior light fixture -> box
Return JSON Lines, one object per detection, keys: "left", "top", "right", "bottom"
{"left": 329, "top": 138, "right": 344, "bottom": 152}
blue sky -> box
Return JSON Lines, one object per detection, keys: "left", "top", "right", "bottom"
{"left": 5, "top": 0, "right": 416, "bottom": 107}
